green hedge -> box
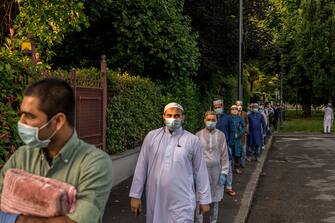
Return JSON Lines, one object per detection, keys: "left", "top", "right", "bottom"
{"left": 106, "top": 71, "right": 168, "bottom": 154}
{"left": 0, "top": 53, "right": 38, "bottom": 164}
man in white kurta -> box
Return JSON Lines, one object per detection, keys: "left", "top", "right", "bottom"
{"left": 129, "top": 102, "right": 211, "bottom": 223}
{"left": 195, "top": 111, "right": 229, "bottom": 223}
{"left": 323, "top": 103, "right": 334, "bottom": 133}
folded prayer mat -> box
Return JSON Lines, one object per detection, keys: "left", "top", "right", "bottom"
{"left": 1, "top": 168, "right": 76, "bottom": 217}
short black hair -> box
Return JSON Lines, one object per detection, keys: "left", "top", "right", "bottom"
{"left": 24, "top": 78, "right": 75, "bottom": 127}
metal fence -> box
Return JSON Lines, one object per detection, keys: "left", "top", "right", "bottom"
{"left": 41, "top": 55, "right": 108, "bottom": 150}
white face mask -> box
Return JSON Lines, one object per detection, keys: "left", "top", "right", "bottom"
{"left": 205, "top": 121, "right": 216, "bottom": 130}
{"left": 17, "top": 118, "right": 58, "bottom": 148}
{"left": 214, "top": 108, "right": 223, "bottom": 115}
{"left": 164, "top": 118, "right": 182, "bottom": 131}
{"left": 231, "top": 110, "right": 238, "bottom": 115}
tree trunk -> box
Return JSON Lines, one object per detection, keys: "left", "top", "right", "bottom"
{"left": 249, "top": 81, "right": 254, "bottom": 92}
{"left": 301, "top": 93, "right": 312, "bottom": 118}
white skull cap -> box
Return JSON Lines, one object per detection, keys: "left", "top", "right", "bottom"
{"left": 213, "top": 99, "right": 223, "bottom": 105}
{"left": 230, "top": 105, "right": 238, "bottom": 109}
{"left": 164, "top": 102, "right": 184, "bottom": 113}
{"left": 236, "top": 100, "right": 243, "bottom": 106}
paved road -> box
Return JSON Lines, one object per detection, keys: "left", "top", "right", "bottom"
{"left": 247, "top": 134, "right": 335, "bottom": 223}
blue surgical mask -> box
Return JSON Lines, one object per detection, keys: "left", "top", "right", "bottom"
{"left": 214, "top": 108, "right": 223, "bottom": 115}
{"left": 205, "top": 121, "right": 216, "bottom": 130}
{"left": 253, "top": 108, "right": 258, "bottom": 112}
{"left": 165, "top": 118, "right": 182, "bottom": 131}
{"left": 17, "top": 119, "right": 58, "bottom": 148}
{"left": 231, "top": 110, "right": 238, "bottom": 115}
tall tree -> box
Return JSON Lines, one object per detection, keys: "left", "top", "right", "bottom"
{"left": 183, "top": 0, "right": 239, "bottom": 98}
{"left": 51, "top": 0, "right": 200, "bottom": 82}
{"left": 0, "top": 0, "right": 88, "bottom": 59}
{"left": 184, "top": 0, "right": 283, "bottom": 102}
{"left": 279, "top": 0, "right": 335, "bottom": 117}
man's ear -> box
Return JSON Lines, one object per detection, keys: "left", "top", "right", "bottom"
{"left": 54, "top": 113, "right": 66, "bottom": 131}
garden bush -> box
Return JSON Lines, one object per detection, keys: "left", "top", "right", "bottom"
{"left": 106, "top": 71, "right": 169, "bottom": 154}
{"left": 0, "top": 53, "right": 38, "bottom": 164}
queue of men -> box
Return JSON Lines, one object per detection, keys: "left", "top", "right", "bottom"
{"left": 130, "top": 99, "right": 280, "bottom": 223}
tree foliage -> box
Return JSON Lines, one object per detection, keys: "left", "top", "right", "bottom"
{"left": 0, "top": 51, "right": 39, "bottom": 164}
{"left": 183, "top": 0, "right": 283, "bottom": 103}
{"left": 51, "top": 0, "right": 200, "bottom": 81}
{"left": 0, "top": 0, "right": 88, "bottom": 59}
{"left": 278, "top": 0, "right": 335, "bottom": 116}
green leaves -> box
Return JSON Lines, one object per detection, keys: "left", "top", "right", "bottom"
{"left": 14, "top": 0, "right": 89, "bottom": 59}
{"left": 278, "top": 0, "right": 335, "bottom": 108}
{"left": 109, "top": 0, "right": 200, "bottom": 80}
{"left": 106, "top": 71, "right": 166, "bottom": 154}
{"left": 0, "top": 54, "right": 38, "bottom": 162}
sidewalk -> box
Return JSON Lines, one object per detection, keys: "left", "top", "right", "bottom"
{"left": 102, "top": 136, "right": 273, "bottom": 223}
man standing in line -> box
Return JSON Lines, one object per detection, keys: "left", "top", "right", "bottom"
{"left": 0, "top": 78, "right": 112, "bottom": 223}
{"left": 212, "top": 99, "right": 236, "bottom": 196}
{"left": 195, "top": 111, "right": 229, "bottom": 223}
{"left": 129, "top": 102, "right": 211, "bottom": 223}
{"left": 229, "top": 105, "right": 246, "bottom": 174}
{"left": 236, "top": 100, "right": 249, "bottom": 168}
{"left": 258, "top": 103, "right": 268, "bottom": 150}
{"left": 247, "top": 103, "right": 266, "bottom": 162}
{"left": 323, "top": 103, "right": 334, "bottom": 134}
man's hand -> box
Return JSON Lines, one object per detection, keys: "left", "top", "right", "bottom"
{"left": 130, "top": 198, "right": 141, "bottom": 217}
{"left": 199, "top": 204, "right": 210, "bottom": 214}
{"left": 218, "top": 173, "right": 226, "bottom": 186}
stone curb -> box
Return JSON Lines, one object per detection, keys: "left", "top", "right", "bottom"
{"left": 233, "top": 135, "right": 273, "bottom": 223}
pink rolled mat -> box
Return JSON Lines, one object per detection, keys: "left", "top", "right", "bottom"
{"left": 1, "top": 168, "right": 76, "bottom": 217}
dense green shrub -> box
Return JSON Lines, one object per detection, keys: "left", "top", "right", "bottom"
{"left": 108, "top": 0, "right": 200, "bottom": 81}
{"left": 0, "top": 52, "right": 38, "bottom": 164}
{"left": 50, "top": 0, "right": 200, "bottom": 82}
{"left": 106, "top": 71, "right": 169, "bottom": 154}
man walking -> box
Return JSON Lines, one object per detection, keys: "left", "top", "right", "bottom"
{"left": 129, "top": 102, "right": 211, "bottom": 223}
{"left": 247, "top": 103, "right": 266, "bottom": 162}
{"left": 212, "top": 99, "right": 236, "bottom": 196}
{"left": 236, "top": 100, "right": 249, "bottom": 168}
{"left": 229, "top": 105, "right": 246, "bottom": 174}
{"left": 195, "top": 111, "right": 229, "bottom": 223}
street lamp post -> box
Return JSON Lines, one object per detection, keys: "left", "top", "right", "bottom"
{"left": 280, "top": 71, "right": 284, "bottom": 122}
{"left": 238, "top": 0, "right": 243, "bottom": 101}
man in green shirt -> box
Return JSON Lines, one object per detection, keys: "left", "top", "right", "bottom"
{"left": 0, "top": 78, "right": 112, "bottom": 223}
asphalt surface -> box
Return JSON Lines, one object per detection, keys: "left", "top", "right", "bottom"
{"left": 102, "top": 137, "right": 273, "bottom": 223}
{"left": 247, "top": 134, "right": 335, "bottom": 223}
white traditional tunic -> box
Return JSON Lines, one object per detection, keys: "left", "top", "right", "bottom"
{"left": 129, "top": 127, "right": 211, "bottom": 223}
{"left": 196, "top": 128, "right": 229, "bottom": 202}
{"left": 324, "top": 106, "right": 334, "bottom": 133}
